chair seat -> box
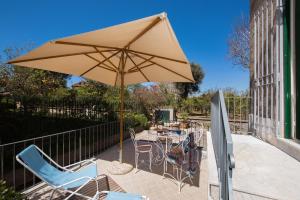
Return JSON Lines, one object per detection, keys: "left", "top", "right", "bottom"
{"left": 57, "top": 163, "right": 97, "bottom": 189}
{"left": 136, "top": 145, "right": 152, "bottom": 152}
{"left": 106, "top": 191, "right": 143, "bottom": 200}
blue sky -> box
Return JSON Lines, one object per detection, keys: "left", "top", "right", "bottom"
{"left": 0, "top": 0, "right": 249, "bottom": 92}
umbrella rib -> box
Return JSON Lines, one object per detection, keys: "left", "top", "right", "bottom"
{"left": 124, "top": 16, "right": 162, "bottom": 49}
{"left": 97, "top": 65, "right": 116, "bottom": 72}
{"left": 129, "top": 52, "right": 194, "bottom": 82}
{"left": 54, "top": 41, "right": 188, "bottom": 65}
{"left": 80, "top": 51, "right": 120, "bottom": 76}
{"left": 7, "top": 51, "right": 98, "bottom": 64}
{"left": 125, "top": 51, "right": 150, "bottom": 82}
{"left": 80, "top": 63, "right": 116, "bottom": 77}
{"left": 96, "top": 50, "right": 121, "bottom": 69}
{"left": 129, "top": 63, "right": 154, "bottom": 72}
{"left": 94, "top": 47, "right": 118, "bottom": 70}
{"left": 127, "top": 56, "right": 154, "bottom": 72}
{"left": 80, "top": 63, "right": 100, "bottom": 76}
{"left": 84, "top": 54, "right": 116, "bottom": 71}
{"left": 126, "top": 49, "right": 188, "bottom": 64}
{"left": 54, "top": 41, "right": 120, "bottom": 51}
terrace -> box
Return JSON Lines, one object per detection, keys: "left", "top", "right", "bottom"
{"left": 1, "top": 91, "right": 300, "bottom": 200}
{"left": 1, "top": 123, "right": 208, "bottom": 200}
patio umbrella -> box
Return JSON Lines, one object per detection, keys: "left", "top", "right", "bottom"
{"left": 8, "top": 12, "right": 194, "bottom": 167}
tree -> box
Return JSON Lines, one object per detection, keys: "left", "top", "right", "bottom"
{"left": 74, "top": 80, "right": 108, "bottom": 100}
{"left": 131, "top": 85, "right": 167, "bottom": 116}
{"left": 227, "top": 14, "right": 250, "bottom": 69}
{"left": 175, "top": 63, "right": 205, "bottom": 99}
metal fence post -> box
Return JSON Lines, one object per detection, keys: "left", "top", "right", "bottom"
{"left": 79, "top": 130, "right": 82, "bottom": 162}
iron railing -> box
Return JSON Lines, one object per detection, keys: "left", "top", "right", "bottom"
{"left": 0, "top": 121, "right": 127, "bottom": 191}
{"left": 168, "top": 96, "right": 250, "bottom": 134}
{"left": 224, "top": 96, "right": 250, "bottom": 134}
{"left": 211, "top": 90, "right": 235, "bottom": 200}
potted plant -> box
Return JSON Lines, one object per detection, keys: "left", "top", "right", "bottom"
{"left": 180, "top": 112, "right": 189, "bottom": 129}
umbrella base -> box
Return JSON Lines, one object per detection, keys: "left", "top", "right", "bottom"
{"left": 108, "top": 161, "right": 133, "bottom": 175}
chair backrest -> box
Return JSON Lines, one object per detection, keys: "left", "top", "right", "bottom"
{"left": 181, "top": 133, "right": 193, "bottom": 154}
{"left": 194, "top": 130, "right": 203, "bottom": 143}
{"left": 16, "top": 145, "right": 64, "bottom": 186}
{"left": 129, "top": 128, "right": 138, "bottom": 149}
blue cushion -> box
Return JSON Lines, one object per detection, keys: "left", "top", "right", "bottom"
{"left": 106, "top": 191, "right": 143, "bottom": 200}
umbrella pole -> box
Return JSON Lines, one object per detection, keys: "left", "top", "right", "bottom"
{"left": 119, "top": 55, "right": 125, "bottom": 163}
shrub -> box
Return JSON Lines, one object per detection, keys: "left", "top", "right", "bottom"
{"left": 125, "top": 113, "right": 148, "bottom": 128}
{"left": 0, "top": 180, "right": 26, "bottom": 200}
{"left": 180, "top": 112, "right": 189, "bottom": 122}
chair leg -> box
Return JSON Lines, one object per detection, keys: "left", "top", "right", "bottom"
{"left": 49, "top": 189, "right": 56, "bottom": 200}
{"left": 163, "top": 160, "right": 166, "bottom": 179}
{"left": 196, "top": 149, "right": 200, "bottom": 165}
{"left": 178, "top": 167, "right": 182, "bottom": 193}
{"left": 166, "top": 159, "right": 168, "bottom": 171}
{"left": 135, "top": 152, "right": 139, "bottom": 173}
{"left": 149, "top": 151, "right": 152, "bottom": 171}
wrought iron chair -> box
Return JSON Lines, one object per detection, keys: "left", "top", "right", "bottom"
{"left": 129, "top": 128, "right": 153, "bottom": 172}
{"left": 193, "top": 123, "right": 204, "bottom": 165}
{"left": 163, "top": 133, "right": 195, "bottom": 192}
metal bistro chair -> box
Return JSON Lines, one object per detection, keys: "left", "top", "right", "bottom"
{"left": 163, "top": 134, "right": 194, "bottom": 192}
{"left": 193, "top": 123, "right": 204, "bottom": 165}
{"left": 129, "top": 128, "right": 153, "bottom": 172}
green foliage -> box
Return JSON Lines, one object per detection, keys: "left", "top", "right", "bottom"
{"left": 0, "top": 180, "right": 26, "bottom": 200}
{"left": 74, "top": 80, "right": 108, "bottom": 100}
{"left": 103, "top": 86, "right": 121, "bottom": 110}
{"left": 48, "top": 87, "right": 71, "bottom": 100}
{"left": 179, "top": 112, "right": 189, "bottom": 122}
{"left": 175, "top": 63, "right": 205, "bottom": 99}
{"left": 181, "top": 98, "right": 194, "bottom": 113}
{"left": 125, "top": 113, "right": 148, "bottom": 128}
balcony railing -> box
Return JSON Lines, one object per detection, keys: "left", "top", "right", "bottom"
{"left": 0, "top": 121, "right": 126, "bottom": 191}
{"left": 211, "top": 90, "right": 235, "bottom": 200}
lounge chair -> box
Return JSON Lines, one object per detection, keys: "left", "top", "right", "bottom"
{"left": 96, "top": 190, "right": 148, "bottom": 200}
{"left": 16, "top": 144, "right": 98, "bottom": 199}
{"left": 17, "top": 145, "right": 149, "bottom": 200}
{"left": 88, "top": 174, "right": 149, "bottom": 200}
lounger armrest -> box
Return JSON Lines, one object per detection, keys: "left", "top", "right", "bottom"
{"left": 63, "top": 158, "right": 96, "bottom": 171}
{"left": 55, "top": 176, "right": 95, "bottom": 189}
{"left": 98, "top": 191, "right": 149, "bottom": 200}
{"left": 91, "top": 191, "right": 100, "bottom": 200}
{"left": 98, "top": 191, "right": 109, "bottom": 195}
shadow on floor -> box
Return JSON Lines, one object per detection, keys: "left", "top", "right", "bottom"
{"left": 97, "top": 138, "right": 205, "bottom": 188}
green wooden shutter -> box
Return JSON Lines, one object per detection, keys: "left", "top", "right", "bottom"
{"left": 296, "top": 0, "right": 300, "bottom": 139}
{"left": 283, "top": 0, "right": 292, "bottom": 139}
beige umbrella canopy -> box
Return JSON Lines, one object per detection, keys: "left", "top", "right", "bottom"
{"left": 8, "top": 12, "right": 194, "bottom": 164}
